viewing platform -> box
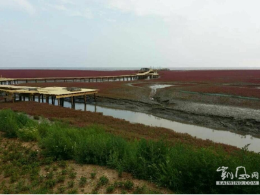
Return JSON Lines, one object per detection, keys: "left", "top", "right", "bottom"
{"left": 0, "top": 85, "right": 98, "bottom": 108}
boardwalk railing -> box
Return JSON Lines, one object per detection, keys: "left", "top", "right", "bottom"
{"left": 0, "top": 73, "right": 159, "bottom": 85}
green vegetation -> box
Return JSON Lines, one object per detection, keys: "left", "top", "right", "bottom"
{"left": 0, "top": 109, "right": 260, "bottom": 193}
{"left": 90, "top": 172, "right": 97, "bottom": 179}
{"left": 106, "top": 184, "right": 115, "bottom": 193}
{"left": 98, "top": 175, "right": 109, "bottom": 186}
{"left": 124, "top": 180, "right": 134, "bottom": 190}
{"left": 79, "top": 176, "right": 87, "bottom": 187}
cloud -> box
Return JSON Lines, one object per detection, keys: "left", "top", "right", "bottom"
{"left": 69, "top": 9, "right": 93, "bottom": 19}
{"left": 106, "top": 0, "right": 190, "bottom": 18}
{"left": 47, "top": 4, "right": 67, "bottom": 11}
{"left": 45, "top": 1, "right": 93, "bottom": 19}
{"left": 0, "top": 0, "right": 36, "bottom": 15}
{"left": 105, "top": 0, "right": 260, "bottom": 68}
{"left": 57, "top": 0, "right": 75, "bottom": 5}
{"left": 106, "top": 0, "right": 260, "bottom": 23}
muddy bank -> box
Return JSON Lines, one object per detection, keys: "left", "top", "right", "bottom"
{"left": 74, "top": 95, "right": 260, "bottom": 136}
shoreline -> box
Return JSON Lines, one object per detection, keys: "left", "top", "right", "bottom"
{"left": 75, "top": 95, "right": 260, "bottom": 137}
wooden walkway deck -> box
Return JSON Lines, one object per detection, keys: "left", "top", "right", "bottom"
{"left": 0, "top": 72, "right": 159, "bottom": 85}
{"left": 0, "top": 85, "right": 98, "bottom": 107}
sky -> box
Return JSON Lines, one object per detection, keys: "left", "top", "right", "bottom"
{"left": 0, "top": 0, "right": 260, "bottom": 69}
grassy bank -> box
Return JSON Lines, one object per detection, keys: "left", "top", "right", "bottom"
{"left": 0, "top": 101, "right": 240, "bottom": 151}
{"left": 0, "top": 109, "right": 260, "bottom": 193}
{"left": 0, "top": 135, "right": 163, "bottom": 194}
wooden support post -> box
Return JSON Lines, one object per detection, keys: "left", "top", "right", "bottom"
{"left": 73, "top": 97, "right": 75, "bottom": 109}
{"left": 84, "top": 95, "right": 87, "bottom": 104}
{"left": 52, "top": 96, "right": 55, "bottom": 105}
{"left": 12, "top": 94, "right": 15, "bottom": 103}
{"left": 58, "top": 98, "right": 60, "bottom": 106}
{"left": 41, "top": 95, "right": 44, "bottom": 102}
{"left": 71, "top": 97, "right": 74, "bottom": 109}
{"left": 19, "top": 95, "right": 22, "bottom": 101}
{"left": 33, "top": 95, "right": 35, "bottom": 101}
{"left": 94, "top": 93, "right": 96, "bottom": 102}
{"left": 46, "top": 95, "right": 49, "bottom": 104}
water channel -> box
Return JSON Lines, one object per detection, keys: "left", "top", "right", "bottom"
{"left": 58, "top": 101, "right": 260, "bottom": 153}
{"left": 27, "top": 84, "right": 260, "bottom": 153}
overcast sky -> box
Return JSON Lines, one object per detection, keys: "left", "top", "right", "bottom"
{"left": 0, "top": 0, "right": 260, "bottom": 69}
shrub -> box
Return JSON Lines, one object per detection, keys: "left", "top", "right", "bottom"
{"left": 39, "top": 123, "right": 78, "bottom": 160}
{"left": 133, "top": 185, "right": 146, "bottom": 194}
{"left": 67, "top": 181, "right": 74, "bottom": 188}
{"left": 69, "top": 171, "right": 76, "bottom": 179}
{"left": 0, "top": 109, "right": 37, "bottom": 139}
{"left": 57, "top": 186, "right": 66, "bottom": 193}
{"left": 0, "top": 109, "right": 20, "bottom": 138}
{"left": 79, "top": 176, "right": 87, "bottom": 187}
{"left": 57, "top": 174, "right": 65, "bottom": 183}
{"left": 67, "top": 189, "right": 78, "bottom": 194}
{"left": 1, "top": 110, "right": 260, "bottom": 193}
{"left": 90, "top": 172, "right": 96, "bottom": 179}
{"left": 16, "top": 126, "right": 38, "bottom": 141}
{"left": 124, "top": 180, "right": 134, "bottom": 190}
{"left": 106, "top": 185, "right": 115, "bottom": 193}
{"left": 98, "top": 176, "right": 109, "bottom": 186}
{"left": 33, "top": 116, "right": 40, "bottom": 120}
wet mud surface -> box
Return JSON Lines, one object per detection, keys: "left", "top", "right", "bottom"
{"left": 76, "top": 95, "right": 260, "bottom": 137}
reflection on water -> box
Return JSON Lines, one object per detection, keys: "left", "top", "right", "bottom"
{"left": 28, "top": 96, "right": 259, "bottom": 153}
{"left": 61, "top": 101, "right": 260, "bottom": 153}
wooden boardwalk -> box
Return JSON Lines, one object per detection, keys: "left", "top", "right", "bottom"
{"left": 0, "top": 70, "right": 159, "bottom": 108}
{"left": 0, "top": 85, "right": 98, "bottom": 108}
{"left": 0, "top": 71, "right": 159, "bottom": 85}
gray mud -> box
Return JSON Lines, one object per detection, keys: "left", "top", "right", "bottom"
{"left": 75, "top": 95, "right": 260, "bottom": 136}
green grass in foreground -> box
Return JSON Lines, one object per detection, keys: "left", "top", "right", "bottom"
{"left": 0, "top": 109, "right": 259, "bottom": 194}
